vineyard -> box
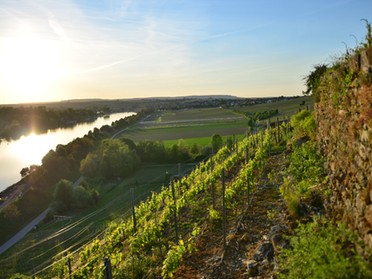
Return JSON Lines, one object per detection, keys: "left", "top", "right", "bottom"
{"left": 10, "top": 121, "right": 287, "bottom": 278}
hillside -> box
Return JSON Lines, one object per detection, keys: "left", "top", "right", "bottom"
{"left": 4, "top": 106, "right": 371, "bottom": 278}
{"left": 3, "top": 25, "right": 372, "bottom": 279}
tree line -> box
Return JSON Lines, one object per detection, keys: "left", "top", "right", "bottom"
{"left": 0, "top": 106, "right": 110, "bottom": 140}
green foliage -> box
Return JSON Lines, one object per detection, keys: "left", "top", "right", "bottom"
{"left": 80, "top": 152, "right": 100, "bottom": 177}
{"left": 162, "top": 226, "right": 200, "bottom": 278}
{"left": 137, "top": 140, "right": 167, "bottom": 163}
{"left": 10, "top": 274, "right": 33, "bottom": 279}
{"left": 290, "top": 110, "right": 316, "bottom": 140}
{"left": 302, "top": 64, "right": 328, "bottom": 100}
{"left": 280, "top": 141, "right": 324, "bottom": 218}
{"left": 52, "top": 179, "right": 99, "bottom": 213}
{"left": 288, "top": 141, "right": 324, "bottom": 184}
{"left": 208, "top": 206, "right": 221, "bottom": 220}
{"left": 266, "top": 209, "right": 277, "bottom": 220}
{"left": 162, "top": 240, "right": 187, "bottom": 278}
{"left": 281, "top": 111, "right": 324, "bottom": 218}
{"left": 100, "top": 138, "right": 140, "bottom": 178}
{"left": 278, "top": 218, "right": 372, "bottom": 279}
{"left": 279, "top": 177, "right": 301, "bottom": 218}
{"left": 136, "top": 139, "right": 209, "bottom": 163}
{"left": 81, "top": 138, "right": 140, "bottom": 179}
{"left": 210, "top": 133, "right": 223, "bottom": 152}
{"left": 53, "top": 179, "right": 74, "bottom": 212}
{"left": 72, "top": 185, "right": 97, "bottom": 209}
{"left": 246, "top": 109, "right": 279, "bottom": 129}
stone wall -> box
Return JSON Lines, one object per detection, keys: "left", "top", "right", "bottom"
{"left": 315, "top": 48, "right": 372, "bottom": 254}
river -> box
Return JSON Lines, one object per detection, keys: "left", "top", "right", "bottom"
{"left": 0, "top": 112, "right": 134, "bottom": 192}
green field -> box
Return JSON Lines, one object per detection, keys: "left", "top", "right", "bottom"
{"left": 119, "top": 107, "right": 249, "bottom": 142}
{"left": 162, "top": 134, "right": 247, "bottom": 148}
{"left": 157, "top": 107, "right": 243, "bottom": 122}
{"left": 237, "top": 96, "right": 314, "bottom": 115}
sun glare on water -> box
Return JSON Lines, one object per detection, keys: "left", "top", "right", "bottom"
{"left": 0, "top": 27, "right": 66, "bottom": 103}
{"left": 9, "top": 132, "right": 55, "bottom": 166}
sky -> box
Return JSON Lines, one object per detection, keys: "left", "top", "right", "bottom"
{"left": 0, "top": 0, "right": 371, "bottom": 104}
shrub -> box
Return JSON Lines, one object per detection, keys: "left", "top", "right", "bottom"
{"left": 278, "top": 218, "right": 372, "bottom": 279}
{"left": 288, "top": 141, "right": 324, "bottom": 184}
{"left": 290, "top": 110, "right": 316, "bottom": 140}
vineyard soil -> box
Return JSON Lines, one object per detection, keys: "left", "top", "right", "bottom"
{"left": 173, "top": 153, "right": 289, "bottom": 278}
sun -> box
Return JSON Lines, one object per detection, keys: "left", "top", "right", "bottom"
{"left": 0, "top": 30, "right": 66, "bottom": 104}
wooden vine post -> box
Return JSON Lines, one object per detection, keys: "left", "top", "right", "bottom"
{"left": 247, "top": 171, "right": 250, "bottom": 206}
{"left": 222, "top": 168, "right": 227, "bottom": 250}
{"left": 104, "top": 258, "right": 113, "bottom": 279}
{"left": 171, "top": 180, "right": 179, "bottom": 244}
{"left": 130, "top": 188, "right": 137, "bottom": 234}
{"left": 68, "top": 258, "right": 72, "bottom": 279}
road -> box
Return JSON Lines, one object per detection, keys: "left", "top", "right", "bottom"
{"left": 0, "top": 208, "right": 50, "bottom": 255}
{"left": 0, "top": 176, "right": 85, "bottom": 255}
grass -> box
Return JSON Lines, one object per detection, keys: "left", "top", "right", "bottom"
{"left": 122, "top": 121, "right": 248, "bottom": 142}
{"left": 238, "top": 96, "right": 314, "bottom": 115}
{"left": 157, "top": 107, "right": 244, "bottom": 122}
{"left": 121, "top": 107, "right": 249, "bottom": 142}
{"left": 162, "top": 134, "right": 247, "bottom": 148}
{"left": 0, "top": 163, "right": 196, "bottom": 278}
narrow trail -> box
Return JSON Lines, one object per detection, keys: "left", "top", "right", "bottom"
{"left": 173, "top": 152, "right": 288, "bottom": 279}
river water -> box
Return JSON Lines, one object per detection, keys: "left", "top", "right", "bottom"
{"left": 0, "top": 112, "right": 134, "bottom": 192}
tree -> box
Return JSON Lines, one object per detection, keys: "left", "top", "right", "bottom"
{"left": 20, "top": 167, "right": 29, "bottom": 178}
{"left": 137, "top": 141, "right": 167, "bottom": 163}
{"left": 99, "top": 139, "right": 140, "bottom": 179}
{"left": 72, "top": 186, "right": 94, "bottom": 209}
{"left": 210, "top": 134, "right": 223, "bottom": 152}
{"left": 80, "top": 152, "right": 100, "bottom": 178}
{"left": 53, "top": 179, "right": 73, "bottom": 212}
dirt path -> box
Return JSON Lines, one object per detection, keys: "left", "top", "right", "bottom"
{"left": 173, "top": 153, "right": 288, "bottom": 279}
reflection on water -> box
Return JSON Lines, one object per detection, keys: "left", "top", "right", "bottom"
{"left": 0, "top": 112, "right": 134, "bottom": 192}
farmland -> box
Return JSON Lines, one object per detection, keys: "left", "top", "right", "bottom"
{"left": 119, "top": 107, "right": 248, "bottom": 142}
{"left": 117, "top": 97, "right": 313, "bottom": 143}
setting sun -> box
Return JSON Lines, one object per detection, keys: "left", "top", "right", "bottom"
{"left": 0, "top": 30, "right": 66, "bottom": 103}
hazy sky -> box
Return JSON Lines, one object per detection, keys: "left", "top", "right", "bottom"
{"left": 0, "top": 0, "right": 371, "bottom": 104}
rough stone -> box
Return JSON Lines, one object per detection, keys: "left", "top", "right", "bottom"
{"left": 253, "top": 242, "right": 274, "bottom": 262}
{"left": 316, "top": 76, "right": 372, "bottom": 256}
{"left": 365, "top": 205, "right": 372, "bottom": 226}
{"left": 364, "top": 234, "right": 372, "bottom": 250}
{"left": 356, "top": 194, "right": 366, "bottom": 217}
